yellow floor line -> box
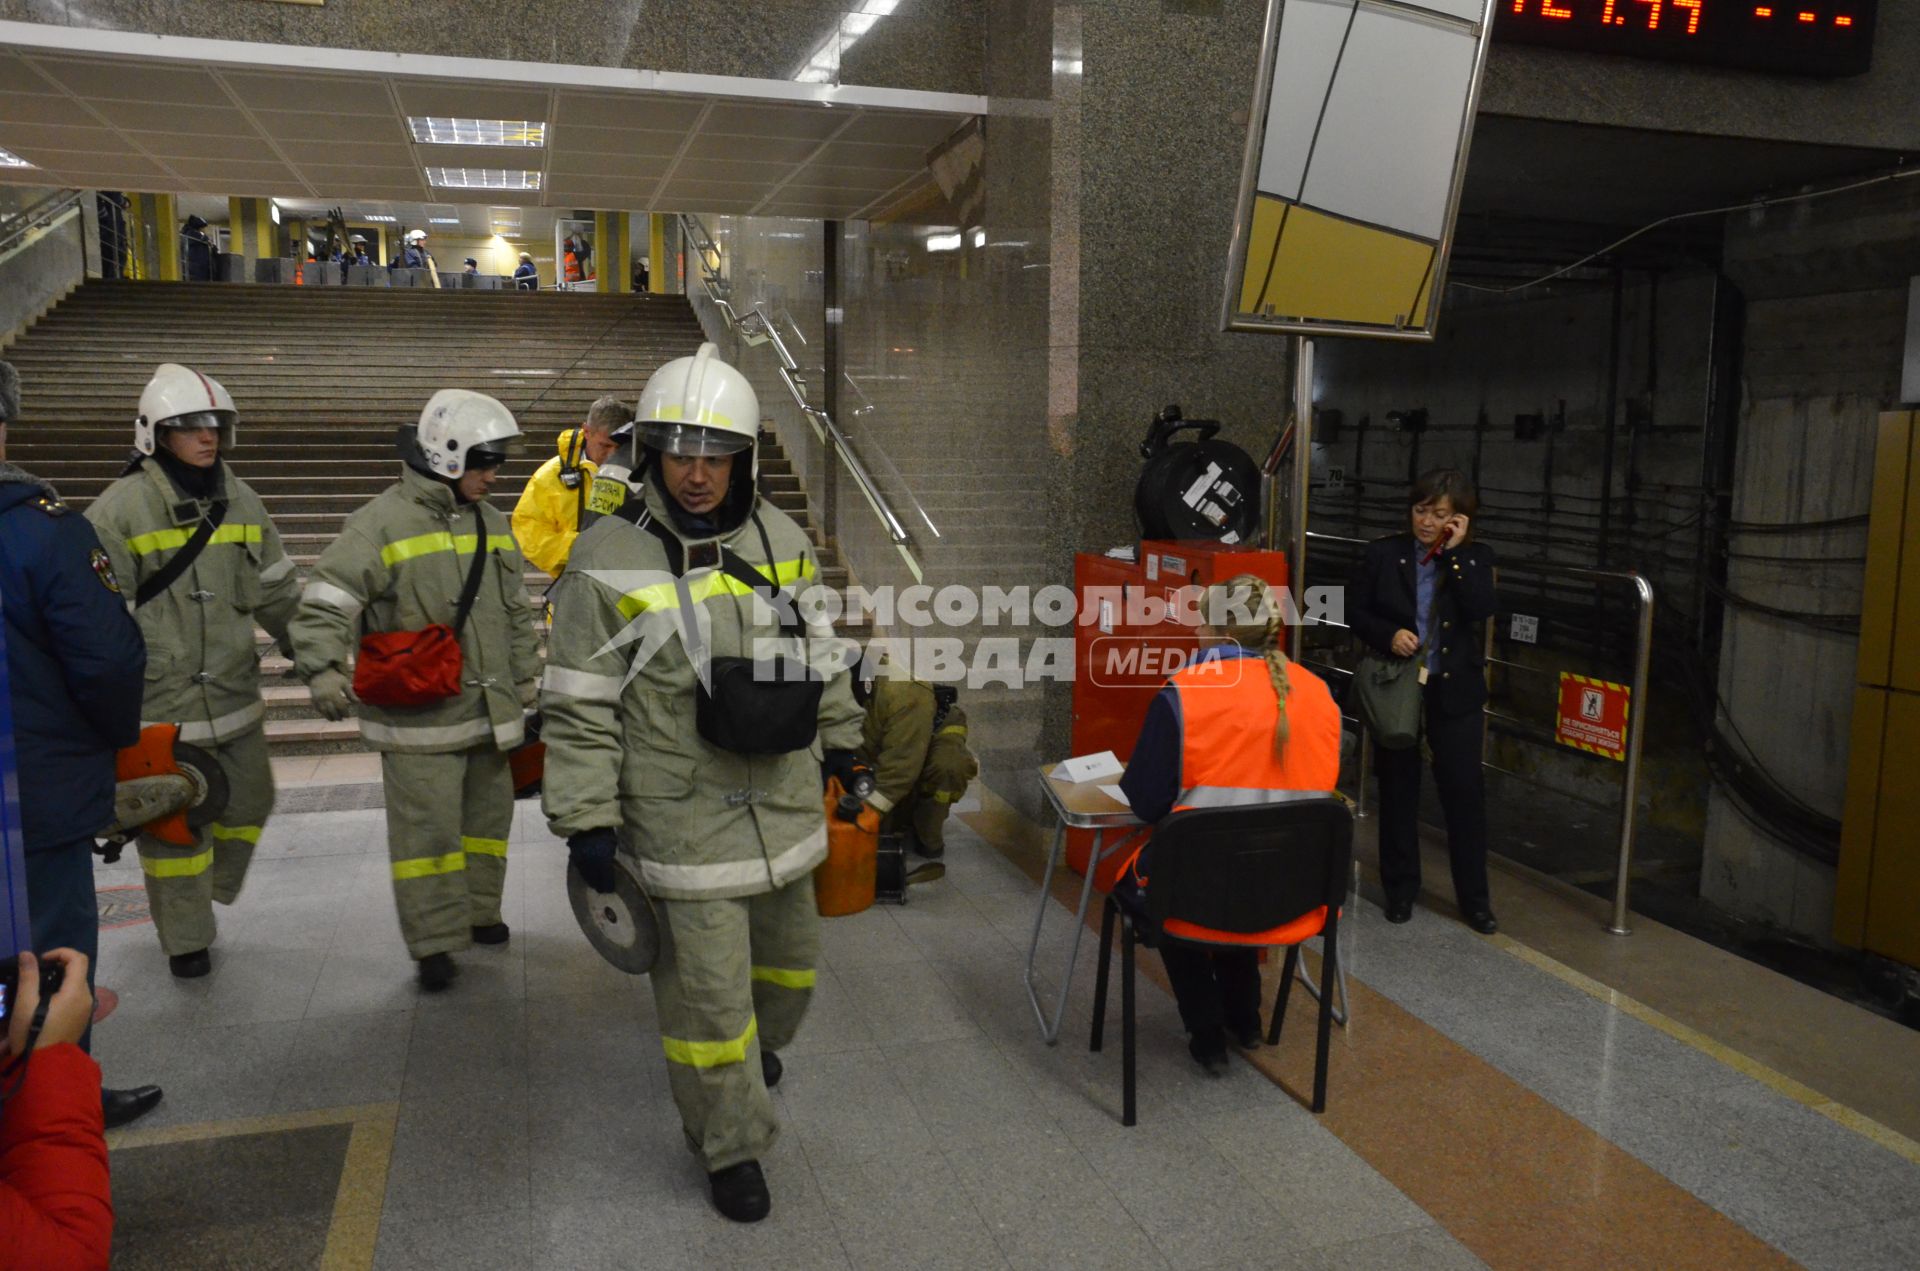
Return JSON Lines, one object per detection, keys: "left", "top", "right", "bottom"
{"left": 110, "top": 1101, "right": 398, "bottom": 1271}
{"left": 1491, "top": 934, "right": 1920, "bottom": 1167}
{"left": 321, "top": 1112, "right": 398, "bottom": 1271}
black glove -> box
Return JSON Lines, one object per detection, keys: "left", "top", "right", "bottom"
{"left": 567, "top": 827, "right": 620, "bottom": 895}
{"left": 822, "top": 749, "right": 864, "bottom": 796}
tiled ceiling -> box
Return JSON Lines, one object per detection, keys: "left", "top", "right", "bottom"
{"left": 0, "top": 40, "right": 978, "bottom": 221}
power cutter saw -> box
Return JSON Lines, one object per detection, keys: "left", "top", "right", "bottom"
{"left": 95, "top": 724, "right": 230, "bottom": 862}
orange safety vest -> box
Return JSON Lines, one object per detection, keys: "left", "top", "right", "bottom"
{"left": 563, "top": 251, "right": 583, "bottom": 282}
{"left": 1169, "top": 654, "right": 1340, "bottom": 814}
{"left": 1120, "top": 654, "right": 1342, "bottom": 936}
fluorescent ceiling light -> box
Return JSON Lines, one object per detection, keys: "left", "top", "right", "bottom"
{"left": 363, "top": 214, "right": 397, "bottom": 222}
{"left": 1053, "top": 58, "right": 1083, "bottom": 74}
{"left": 972, "top": 228, "right": 985, "bottom": 247}
{"left": 428, "top": 217, "right": 461, "bottom": 224}
{"left": 0, "top": 147, "right": 34, "bottom": 168}
{"left": 269, "top": 202, "right": 281, "bottom": 224}
{"left": 926, "top": 232, "right": 962, "bottom": 252}
{"left": 409, "top": 117, "right": 546, "bottom": 148}
{"left": 426, "top": 168, "right": 541, "bottom": 190}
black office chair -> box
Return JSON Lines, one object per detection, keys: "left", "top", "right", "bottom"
{"left": 1089, "top": 794, "right": 1354, "bottom": 1124}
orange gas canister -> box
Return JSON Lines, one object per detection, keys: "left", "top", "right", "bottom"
{"left": 815, "top": 777, "right": 880, "bottom": 917}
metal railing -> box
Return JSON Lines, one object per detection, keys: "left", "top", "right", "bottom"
{"left": 678, "top": 211, "right": 927, "bottom": 583}
{"left": 0, "top": 188, "right": 83, "bottom": 263}
{"left": 1302, "top": 529, "right": 1655, "bottom": 935}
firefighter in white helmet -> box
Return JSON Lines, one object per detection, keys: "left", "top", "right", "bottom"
{"left": 84, "top": 363, "right": 302, "bottom": 979}
{"left": 541, "top": 344, "right": 862, "bottom": 1223}
{"left": 288, "top": 390, "right": 542, "bottom": 990}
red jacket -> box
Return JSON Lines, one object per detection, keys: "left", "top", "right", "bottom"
{"left": 1, "top": 1043, "right": 112, "bottom": 1271}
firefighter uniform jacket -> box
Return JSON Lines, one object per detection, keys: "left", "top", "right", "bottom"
{"left": 510, "top": 428, "right": 597, "bottom": 577}
{"left": 289, "top": 465, "right": 542, "bottom": 753}
{"left": 86, "top": 459, "right": 300, "bottom": 745}
{"left": 540, "top": 477, "right": 864, "bottom": 901}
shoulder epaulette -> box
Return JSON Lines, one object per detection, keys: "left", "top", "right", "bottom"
{"left": 32, "top": 494, "right": 68, "bottom": 517}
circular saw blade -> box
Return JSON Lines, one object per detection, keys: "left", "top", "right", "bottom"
{"left": 567, "top": 858, "right": 659, "bottom": 974}
{"left": 172, "top": 741, "right": 230, "bottom": 830}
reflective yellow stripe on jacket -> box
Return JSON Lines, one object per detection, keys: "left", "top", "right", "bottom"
{"left": 615, "top": 556, "right": 813, "bottom": 622}
{"left": 126, "top": 523, "right": 262, "bottom": 557}
{"left": 380, "top": 532, "right": 519, "bottom": 568}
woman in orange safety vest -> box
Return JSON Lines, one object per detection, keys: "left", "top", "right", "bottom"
{"left": 1116, "top": 573, "right": 1342, "bottom": 1075}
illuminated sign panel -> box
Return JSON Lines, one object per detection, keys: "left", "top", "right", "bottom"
{"left": 1497, "top": 1, "right": 1877, "bottom": 75}
{"left": 1222, "top": 0, "right": 1496, "bottom": 342}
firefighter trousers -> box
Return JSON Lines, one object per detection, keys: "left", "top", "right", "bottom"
{"left": 650, "top": 874, "right": 819, "bottom": 1172}
{"left": 380, "top": 747, "right": 512, "bottom": 959}
{"left": 137, "top": 726, "right": 274, "bottom": 957}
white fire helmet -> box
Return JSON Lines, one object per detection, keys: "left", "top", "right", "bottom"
{"left": 414, "top": 389, "right": 521, "bottom": 479}
{"left": 634, "top": 343, "right": 759, "bottom": 481}
{"left": 405, "top": 229, "right": 428, "bottom": 243}
{"left": 134, "top": 363, "right": 238, "bottom": 457}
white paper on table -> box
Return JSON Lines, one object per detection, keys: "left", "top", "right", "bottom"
{"left": 1096, "top": 784, "right": 1129, "bottom": 805}
{"left": 1055, "top": 750, "right": 1124, "bottom": 783}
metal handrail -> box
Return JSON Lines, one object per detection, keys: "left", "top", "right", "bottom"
{"left": 678, "top": 211, "right": 925, "bottom": 583}
{"left": 1304, "top": 529, "right": 1655, "bottom": 936}
{"left": 0, "top": 188, "right": 83, "bottom": 260}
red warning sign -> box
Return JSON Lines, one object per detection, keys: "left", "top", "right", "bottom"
{"left": 1556, "top": 673, "right": 1629, "bottom": 762}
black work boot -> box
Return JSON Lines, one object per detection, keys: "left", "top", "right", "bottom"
{"left": 471, "top": 922, "right": 511, "bottom": 946}
{"left": 761, "top": 1049, "right": 783, "bottom": 1089}
{"left": 416, "top": 952, "right": 458, "bottom": 992}
{"left": 103, "top": 1085, "right": 164, "bottom": 1128}
{"left": 708, "top": 1160, "right": 771, "bottom": 1223}
{"left": 169, "top": 949, "right": 211, "bottom": 979}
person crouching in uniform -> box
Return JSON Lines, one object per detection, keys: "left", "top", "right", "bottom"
{"left": 84, "top": 364, "right": 302, "bottom": 980}
{"left": 853, "top": 670, "right": 977, "bottom": 859}
{"left": 289, "top": 391, "right": 542, "bottom": 991}
{"left": 540, "top": 344, "right": 863, "bottom": 1224}
{"left": 1117, "top": 574, "right": 1342, "bottom": 1074}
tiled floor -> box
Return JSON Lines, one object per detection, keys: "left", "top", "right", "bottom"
{"left": 89, "top": 794, "right": 1920, "bottom": 1270}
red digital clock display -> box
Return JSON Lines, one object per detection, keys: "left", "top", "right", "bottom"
{"left": 1496, "top": 0, "right": 1877, "bottom": 76}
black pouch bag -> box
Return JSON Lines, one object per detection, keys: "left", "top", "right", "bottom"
{"left": 639, "top": 510, "right": 824, "bottom": 755}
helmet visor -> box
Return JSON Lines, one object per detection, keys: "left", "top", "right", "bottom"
{"left": 160, "top": 411, "right": 234, "bottom": 435}
{"left": 640, "top": 419, "right": 751, "bottom": 458}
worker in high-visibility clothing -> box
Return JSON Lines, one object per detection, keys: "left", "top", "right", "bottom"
{"left": 1117, "top": 573, "right": 1342, "bottom": 1075}
{"left": 510, "top": 395, "right": 635, "bottom": 578}
{"left": 854, "top": 673, "right": 976, "bottom": 859}
{"left": 540, "top": 344, "right": 862, "bottom": 1224}
{"left": 84, "top": 364, "right": 302, "bottom": 979}
{"left": 289, "top": 390, "right": 542, "bottom": 991}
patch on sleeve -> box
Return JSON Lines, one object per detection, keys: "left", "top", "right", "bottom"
{"left": 90, "top": 547, "right": 122, "bottom": 594}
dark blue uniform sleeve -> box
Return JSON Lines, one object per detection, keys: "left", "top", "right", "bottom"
{"left": 1119, "top": 685, "right": 1183, "bottom": 825}
{"left": 39, "top": 515, "right": 146, "bottom": 748}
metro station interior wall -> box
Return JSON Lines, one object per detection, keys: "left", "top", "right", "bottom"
{"left": 704, "top": 0, "right": 1056, "bottom": 818}
{"left": 1479, "top": 13, "right": 1920, "bottom": 152}
{"left": 0, "top": 0, "right": 987, "bottom": 95}
{"left": 1035, "top": 0, "right": 1298, "bottom": 792}
{"left": 1309, "top": 276, "right": 1721, "bottom": 841}
{"left": 1697, "top": 175, "right": 1919, "bottom": 942}
{"left": 0, "top": 190, "right": 84, "bottom": 346}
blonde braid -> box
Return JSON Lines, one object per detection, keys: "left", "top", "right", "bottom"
{"left": 1214, "top": 574, "right": 1291, "bottom": 756}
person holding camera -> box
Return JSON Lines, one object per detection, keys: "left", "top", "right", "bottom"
{"left": 1348, "top": 469, "right": 1499, "bottom": 933}
{"left": 1, "top": 949, "right": 114, "bottom": 1271}
{"left": 540, "top": 345, "right": 862, "bottom": 1225}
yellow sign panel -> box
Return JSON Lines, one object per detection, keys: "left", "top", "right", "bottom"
{"left": 1223, "top": 0, "right": 1495, "bottom": 341}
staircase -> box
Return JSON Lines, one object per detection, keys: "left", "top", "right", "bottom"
{"left": 3, "top": 280, "right": 854, "bottom": 770}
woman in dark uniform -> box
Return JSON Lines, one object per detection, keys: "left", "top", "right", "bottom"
{"left": 1348, "top": 469, "right": 1499, "bottom": 933}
